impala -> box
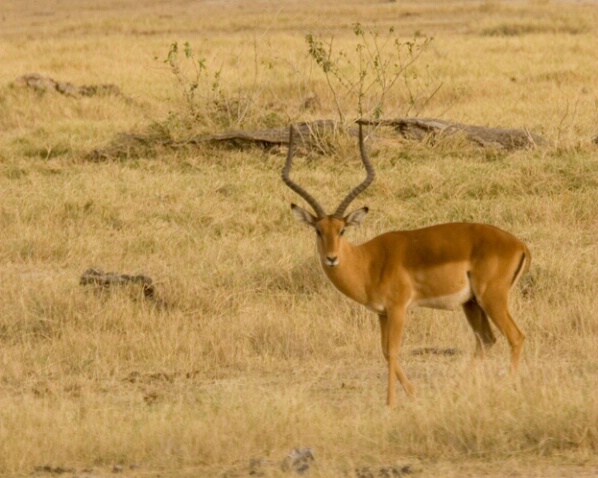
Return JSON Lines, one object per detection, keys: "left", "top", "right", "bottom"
{"left": 282, "top": 123, "right": 531, "bottom": 407}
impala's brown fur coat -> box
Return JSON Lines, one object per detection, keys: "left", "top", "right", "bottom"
{"left": 292, "top": 205, "right": 530, "bottom": 407}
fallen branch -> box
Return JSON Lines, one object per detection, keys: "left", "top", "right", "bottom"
{"left": 182, "top": 119, "right": 340, "bottom": 148}
{"left": 360, "top": 117, "right": 547, "bottom": 150}
{"left": 88, "top": 118, "right": 547, "bottom": 160}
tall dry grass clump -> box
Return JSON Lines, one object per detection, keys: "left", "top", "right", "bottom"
{"left": 1, "top": 1, "right": 598, "bottom": 476}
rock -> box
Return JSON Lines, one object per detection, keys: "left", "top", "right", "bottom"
{"left": 281, "top": 448, "right": 315, "bottom": 475}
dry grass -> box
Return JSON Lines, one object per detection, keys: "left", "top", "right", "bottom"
{"left": 1, "top": 1, "right": 598, "bottom": 477}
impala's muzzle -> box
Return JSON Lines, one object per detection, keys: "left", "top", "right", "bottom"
{"left": 325, "top": 256, "right": 339, "bottom": 267}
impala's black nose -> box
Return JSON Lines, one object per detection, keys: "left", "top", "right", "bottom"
{"left": 325, "top": 256, "right": 339, "bottom": 267}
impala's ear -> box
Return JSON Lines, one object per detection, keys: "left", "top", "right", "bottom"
{"left": 344, "top": 207, "right": 369, "bottom": 227}
{"left": 291, "top": 203, "right": 317, "bottom": 227}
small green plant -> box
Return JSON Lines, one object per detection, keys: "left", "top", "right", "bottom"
{"left": 161, "top": 41, "right": 279, "bottom": 135}
{"left": 161, "top": 41, "right": 228, "bottom": 134}
{"left": 306, "top": 24, "right": 438, "bottom": 122}
{"left": 163, "top": 41, "right": 223, "bottom": 120}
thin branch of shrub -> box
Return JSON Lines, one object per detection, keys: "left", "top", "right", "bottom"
{"left": 306, "top": 24, "right": 437, "bottom": 124}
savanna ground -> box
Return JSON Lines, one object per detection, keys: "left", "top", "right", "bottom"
{"left": 1, "top": 0, "right": 598, "bottom": 477}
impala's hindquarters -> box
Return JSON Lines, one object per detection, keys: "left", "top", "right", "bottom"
{"left": 467, "top": 249, "right": 530, "bottom": 374}
{"left": 476, "top": 291, "right": 526, "bottom": 375}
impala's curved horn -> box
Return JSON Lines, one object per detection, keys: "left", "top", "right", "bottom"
{"left": 333, "top": 122, "right": 375, "bottom": 218}
{"left": 281, "top": 125, "right": 326, "bottom": 218}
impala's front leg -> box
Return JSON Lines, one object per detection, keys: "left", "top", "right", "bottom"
{"left": 380, "top": 307, "right": 414, "bottom": 407}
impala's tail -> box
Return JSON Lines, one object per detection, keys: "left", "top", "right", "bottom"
{"left": 511, "top": 245, "right": 531, "bottom": 287}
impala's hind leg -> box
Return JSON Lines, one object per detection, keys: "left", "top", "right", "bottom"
{"left": 476, "top": 286, "right": 525, "bottom": 375}
{"left": 462, "top": 299, "right": 496, "bottom": 358}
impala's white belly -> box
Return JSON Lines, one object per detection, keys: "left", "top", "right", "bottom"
{"left": 411, "top": 285, "right": 472, "bottom": 311}
{"left": 407, "top": 263, "right": 473, "bottom": 311}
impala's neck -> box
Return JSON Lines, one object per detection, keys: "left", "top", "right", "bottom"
{"left": 319, "top": 240, "right": 370, "bottom": 306}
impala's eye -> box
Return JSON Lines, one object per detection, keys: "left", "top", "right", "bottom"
{"left": 340, "top": 229, "right": 345, "bottom": 236}
{"left": 316, "top": 229, "right": 322, "bottom": 237}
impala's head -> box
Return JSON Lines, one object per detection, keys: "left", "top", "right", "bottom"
{"left": 290, "top": 204, "right": 369, "bottom": 267}
{"left": 282, "top": 122, "right": 375, "bottom": 268}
